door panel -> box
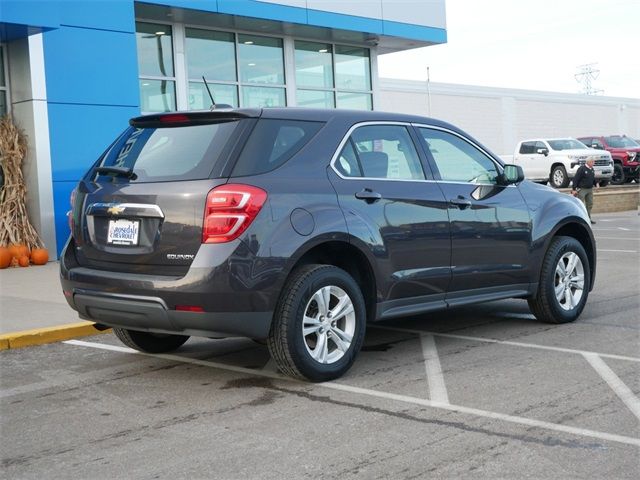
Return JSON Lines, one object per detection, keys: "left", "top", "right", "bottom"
{"left": 416, "top": 126, "right": 532, "bottom": 293}
{"left": 329, "top": 123, "right": 451, "bottom": 305}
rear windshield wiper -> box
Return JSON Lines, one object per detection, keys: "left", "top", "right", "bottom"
{"left": 95, "top": 166, "right": 137, "bottom": 180}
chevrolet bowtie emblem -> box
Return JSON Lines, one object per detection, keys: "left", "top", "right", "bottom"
{"left": 107, "top": 206, "right": 126, "bottom": 215}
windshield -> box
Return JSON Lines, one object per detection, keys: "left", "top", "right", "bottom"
{"left": 96, "top": 120, "right": 242, "bottom": 182}
{"left": 605, "top": 136, "right": 639, "bottom": 148}
{"left": 547, "top": 139, "right": 588, "bottom": 151}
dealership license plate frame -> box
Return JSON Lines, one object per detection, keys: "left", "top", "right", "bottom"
{"left": 107, "top": 219, "right": 140, "bottom": 246}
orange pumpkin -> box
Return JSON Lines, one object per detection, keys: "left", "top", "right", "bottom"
{"left": 0, "top": 247, "right": 11, "bottom": 269}
{"left": 18, "top": 255, "right": 30, "bottom": 267}
{"left": 30, "top": 248, "right": 49, "bottom": 265}
{"left": 8, "top": 244, "right": 29, "bottom": 259}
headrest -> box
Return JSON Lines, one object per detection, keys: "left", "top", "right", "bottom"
{"left": 360, "top": 151, "right": 389, "bottom": 178}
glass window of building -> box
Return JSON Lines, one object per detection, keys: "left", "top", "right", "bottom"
{"left": 186, "top": 28, "right": 238, "bottom": 109}
{"left": 294, "top": 41, "right": 372, "bottom": 110}
{"left": 136, "top": 22, "right": 176, "bottom": 112}
{"left": 335, "top": 45, "right": 371, "bottom": 91}
{"left": 237, "top": 34, "right": 286, "bottom": 108}
{"left": 238, "top": 35, "right": 285, "bottom": 85}
{"left": 295, "top": 41, "right": 334, "bottom": 108}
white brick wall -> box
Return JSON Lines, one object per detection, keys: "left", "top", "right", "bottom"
{"left": 378, "top": 78, "right": 640, "bottom": 156}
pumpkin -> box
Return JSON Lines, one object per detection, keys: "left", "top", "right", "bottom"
{"left": 0, "top": 247, "right": 11, "bottom": 268}
{"left": 18, "top": 255, "right": 30, "bottom": 267}
{"left": 8, "top": 244, "right": 29, "bottom": 259}
{"left": 30, "top": 248, "right": 49, "bottom": 265}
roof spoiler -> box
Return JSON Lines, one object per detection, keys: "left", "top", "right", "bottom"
{"left": 130, "top": 109, "right": 260, "bottom": 128}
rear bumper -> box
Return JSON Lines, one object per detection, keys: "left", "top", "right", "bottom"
{"left": 60, "top": 237, "right": 282, "bottom": 339}
{"left": 72, "top": 290, "right": 271, "bottom": 338}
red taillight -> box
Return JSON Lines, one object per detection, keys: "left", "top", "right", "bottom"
{"left": 68, "top": 188, "right": 77, "bottom": 231}
{"left": 159, "top": 114, "right": 190, "bottom": 123}
{"left": 175, "top": 305, "right": 204, "bottom": 312}
{"left": 202, "top": 184, "right": 267, "bottom": 244}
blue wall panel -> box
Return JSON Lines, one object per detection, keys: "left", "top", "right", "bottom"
{"left": 0, "top": 1, "right": 60, "bottom": 29}
{"left": 43, "top": 27, "right": 139, "bottom": 106}
{"left": 56, "top": 0, "right": 135, "bottom": 33}
{"left": 218, "top": 0, "right": 307, "bottom": 24}
{"left": 48, "top": 103, "right": 140, "bottom": 182}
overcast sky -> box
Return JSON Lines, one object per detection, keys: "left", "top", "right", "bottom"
{"left": 378, "top": 0, "right": 640, "bottom": 99}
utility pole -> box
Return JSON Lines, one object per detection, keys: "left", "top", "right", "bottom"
{"left": 575, "top": 63, "right": 603, "bottom": 95}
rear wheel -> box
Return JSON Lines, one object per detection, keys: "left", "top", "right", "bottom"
{"left": 550, "top": 166, "right": 569, "bottom": 188}
{"left": 528, "top": 236, "right": 590, "bottom": 324}
{"left": 113, "top": 328, "right": 189, "bottom": 353}
{"left": 611, "top": 163, "right": 625, "bottom": 185}
{"left": 268, "top": 264, "right": 366, "bottom": 382}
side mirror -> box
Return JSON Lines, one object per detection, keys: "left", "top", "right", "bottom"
{"left": 502, "top": 164, "right": 525, "bottom": 184}
{"left": 592, "top": 144, "right": 603, "bottom": 150}
{"left": 536, "top": 148, "right": 549, "bottom": 156}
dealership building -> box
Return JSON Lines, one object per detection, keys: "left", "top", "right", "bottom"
{"left": 1, "top": 0, "right": 638, "bottom": 257}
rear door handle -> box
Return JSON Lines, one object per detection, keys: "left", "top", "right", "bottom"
{"left": 449, "top": 196, "right": 472, "bottom": 209}
{"left": 355, "top": 189, "right": 382, "bottom": 204}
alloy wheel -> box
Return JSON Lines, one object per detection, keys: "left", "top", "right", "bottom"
{"left": 554, "top": 252, "right": 585, "bottom": 311}
{"left": 302, "top": 285, "right": 356, "bottom": 364}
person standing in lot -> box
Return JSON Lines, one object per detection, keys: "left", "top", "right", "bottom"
{"left": 571, "top": 157, "right": 599, "bottom": 224}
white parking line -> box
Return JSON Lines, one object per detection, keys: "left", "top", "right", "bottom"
{"left": 583, "top": 353, "right": 640, "bottom": 422}
{"left": 598, "top": 249, "right": 638, "bottom": 253}
{"left": 594, "top": 237, "right": 639, "bottom": 241}
{"left": 592, "top": 228, "right": 633, "bottom": 231}
{"left": 420, "top": 334, "right": 450, "bottom": 405}
{"left": 64, "top": 339, "right": 640, "bottom": 447}
{"left": 373, "top": 326, "right": 640, "bottom": 363}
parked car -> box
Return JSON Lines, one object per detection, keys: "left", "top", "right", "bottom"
{"left": 60, "top": 108, "right": 596, "bottom": 381}
{"left": 508, "top": 138, "right": 613, "bottom": 188}
{"left": 577, "top": 135, "right": 640, "bottom": 184}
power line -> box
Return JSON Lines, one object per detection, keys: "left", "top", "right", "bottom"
{"left": 575, "top": 63, "right": 604, "bottom": 95}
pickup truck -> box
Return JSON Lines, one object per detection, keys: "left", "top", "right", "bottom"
{"left": 577, "top": 135, "right": 640, "bottom": 185}
{"left": 504, "top": 138, "right": 613, "bottom": 188}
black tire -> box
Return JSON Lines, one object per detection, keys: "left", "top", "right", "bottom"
{"left": 267, "top": 264, "right": 366, "bottom": 382}
{"left": 611, "top": 163, "right": 625, "bottom": 185}
{"left": 598, "top": 180, "right": 609, "bottom": 188}
{"left": 528, "top": 236, "right": 590, "bottom": 324}
{"left": 550, "top": 166, "right": 569, "bottom": 188}
{"left": 113, "top": 328, "right": 189, "bottom": 353}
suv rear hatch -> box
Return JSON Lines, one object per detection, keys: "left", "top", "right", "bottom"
{"left": 70, "top": 110, "right": 258, "bottom": 275}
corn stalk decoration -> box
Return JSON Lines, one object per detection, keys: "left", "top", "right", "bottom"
{"left": 0, "top": 116, "right": 44, "bottom": 249}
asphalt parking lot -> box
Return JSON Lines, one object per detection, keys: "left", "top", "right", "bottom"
{"left": 1, "top": 211, "right": 639, "bottom": 479}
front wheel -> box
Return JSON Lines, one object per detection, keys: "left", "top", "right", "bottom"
{"left": 113, "top": 328, "right": 189, "bottom": 353}
{"left": 550, "top": 166, "right": 569, "bottom": 188}
{"left": 528, "top": 236, "right": 590, "bottom": 324}
{"left": 611, "top": 163, "right": 625, "bottom": 185}
{"left": 598, "top": 180, "right": 609, "bottom": 188}
{"left": 268, "top": 264, "right": 366, "bottom": 382}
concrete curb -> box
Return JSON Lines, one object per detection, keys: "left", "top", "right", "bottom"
{"left": 0, "top": 322, "right": 111, "bottom": 351}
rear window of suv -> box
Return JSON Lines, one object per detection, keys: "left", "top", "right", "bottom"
{"left": 231, "top": 119, "right": 323, "bottom": 177}
{"left": 96, "top": 120, "right": 242, "bottom": 183}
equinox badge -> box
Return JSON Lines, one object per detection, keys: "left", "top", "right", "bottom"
{"left": 167, "top": 254, "right": 195, "bottom": 260}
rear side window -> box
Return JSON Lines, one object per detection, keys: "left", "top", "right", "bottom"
{"left": 97, "top": 121, "right": 241, "bottom": 182}
{"left": 231, "top": 119, "right": 323, "bottom": 177}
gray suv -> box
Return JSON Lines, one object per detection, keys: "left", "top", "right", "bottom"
{"left": 61, "top": 108, "right": 596, "bottom": 381}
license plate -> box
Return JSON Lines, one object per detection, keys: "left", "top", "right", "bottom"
{"left": 107, "top": 219, "right": 140, "bottom": 246}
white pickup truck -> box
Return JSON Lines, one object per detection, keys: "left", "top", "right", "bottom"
{"left": 502, "top": 138, "right": 614, "bottom": 188}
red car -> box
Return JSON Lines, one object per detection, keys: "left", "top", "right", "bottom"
{"left": 578, "top": 135, "right": 640, "bottom": 184}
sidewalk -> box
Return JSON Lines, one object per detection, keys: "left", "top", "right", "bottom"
{"left": 0, "top": 261, "right": 106, "bottom": 349}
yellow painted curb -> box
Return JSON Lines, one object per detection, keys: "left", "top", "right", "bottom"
{"left": 0, "top": 322, "right": 111, "bottom": 351}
